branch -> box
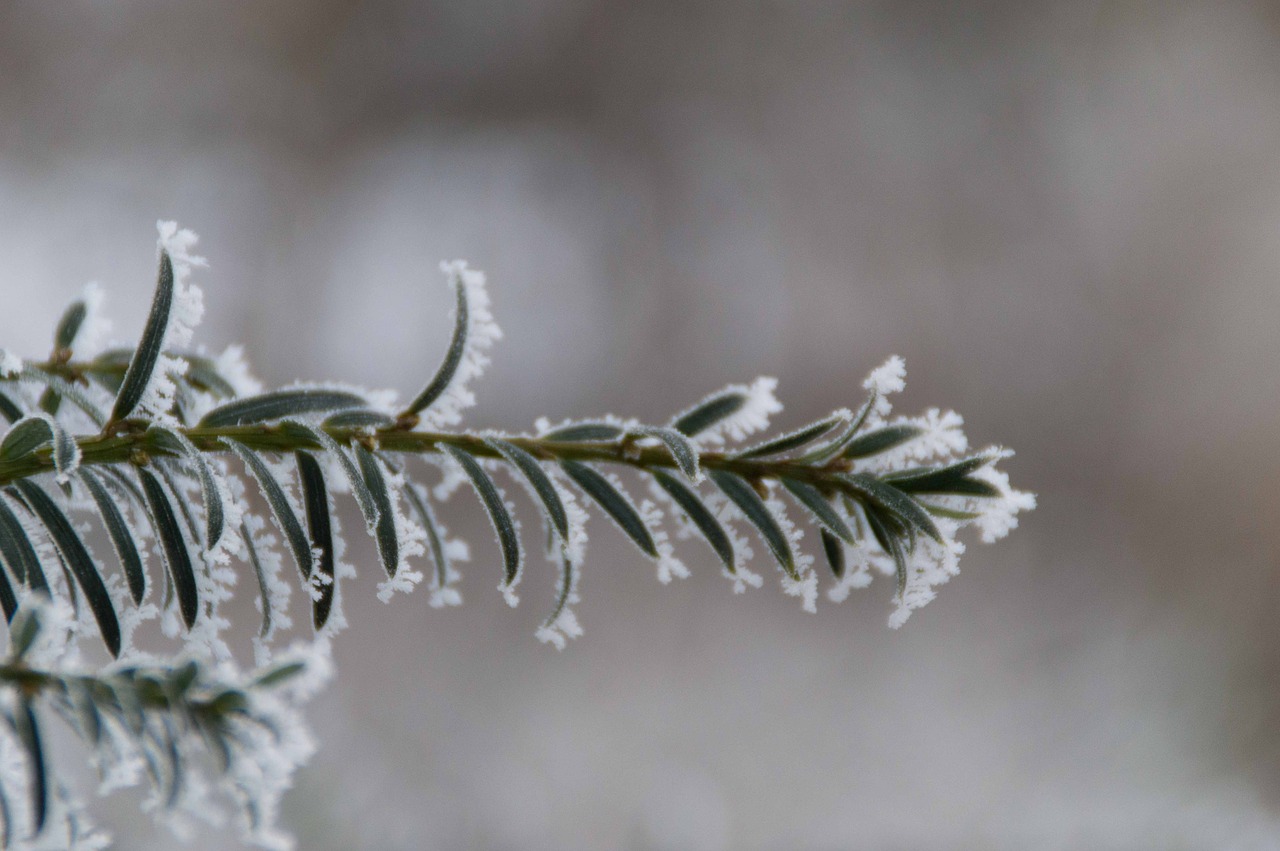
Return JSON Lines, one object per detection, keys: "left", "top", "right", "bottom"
{"left": 0, "top": 420, "right": 883, "bottom": 490}
{"left": 0, "top": 222, "right": 1034, "bottom": 848}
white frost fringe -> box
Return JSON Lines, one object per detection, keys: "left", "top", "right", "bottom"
{"left": 808, "top": 357, "right": 1038, "bottom": 627}
{"left": 853, "top": 408, "right": 968, "bottom": 474}
{"left": 418, "top": 482, "right": 470, "bottom": 609}
{"left": 416, "top": 260, "right": 503, "bottom": 430}
{"left": 887, "top": 518, "right": 966, "bottom": 629}
{"left": 765, "top": 491, "right": 818, "bottom": 612}
{"left": 701, "top": 490, "right": 764, "bottom": 594}
{"left": 677, "top": 377, "right": 781, "bottom": 447}
{"left": 640, "top": 498, "right": 689, "bottom": 585}
{"left": 133, "top": 221, "right": 207, "bottom": 424}
{"left": 73, "top": 282, "right": 112, "bottom": 359}
{"left": 0, "top": 349, "right": 22, "bottom": 377}
{"left": 863, "top": 354, "right": 906, "bottom": 421}
{"left": 374, "top": 466, "right": 428, "bottom": 603}
{"left": 535, "top": 480, "right": 589, "bottom": 650}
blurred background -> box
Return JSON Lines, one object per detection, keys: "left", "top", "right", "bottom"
{"left": 3, "top": 1, "right": 1280, "bottom": 848}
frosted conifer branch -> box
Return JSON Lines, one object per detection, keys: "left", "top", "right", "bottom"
{"left": 0, "top": 225, "right": 1033, "bottom": 846}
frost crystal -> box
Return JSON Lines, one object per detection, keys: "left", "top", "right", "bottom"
{"left": 863, "top": 354, "right": 906, "bottom": 419}
{"left": 0, "top": 349, "right": 22, "bottom": 377}
{"left": 213, "top": 344, "right": 263, "bottom": 397}
{"left": 133, "top": 222, "right": 207, "bottom": 424}
{"left": 701, "top": 490, "right": 765, "bottom": 593}
{"left": 864, "top": 354, "right": 905, "bottom": 396}
{"left": 967, "top": 462, "right": 1038, "bottom": 544}
{"left": 416, "top": 261, "right": 503, "bottom": 430}
{"left": 243, "top": 511, "right": 294, "bottom": 667}
{"left": 373, "top": 465, "right": 427, "bottom": 603}
{"left": 854, "top": 408, "right": 968, "bottom": 474}
{"left": 680, "top": 376, "right": 782, "bottom": 446}
{"left": 887, "top": 518, "right": 965, "bottom": 629}
{"left": 316, "top": 510, "right": 358, "bottom": 640}
{"left": 73, "top": 282, "right": 112, "bottom": 359}
{"left": 765, "top": 493, "right": 818, "bottom": 612}
{"left": 535, "top": 480, "right": 589, "bottom": 650}
{"left": 640, "top": 499, "right": 689, "bottom": 585}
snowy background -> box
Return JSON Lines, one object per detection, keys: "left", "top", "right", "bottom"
{"left": 3, "top": 2, "right": 1280, "bottom": 848}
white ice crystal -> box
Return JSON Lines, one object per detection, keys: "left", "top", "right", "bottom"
{"left": 640, "top": 498, "right": 689, "bottom": 585}
{"left": 373, "top": 465, "right": 428, "bottom": 604}
{"left": 213, "top": 343, "right": 262, "bottom": 397}
{"left": 15, "top": 412, "right": 82, "bottom": 485}
{"left": 430, "top": 455, "right": 470, "bottom": 502}
{"left": 678, "top": 377, "right": 782, "bottom": 446}
{"left": 701, "top": 490, "right": 765, "bottom": 594}
{"left": 179, "top": 344, "right": 267, "bottom": 424}
{"left": 422, "top": 488, "right": 469, "bottom": 610}
{"left": 967, "top": 459, "right": 1038, "bottom": 544}
{"left": 852, "top": 408, "right": 969, "bottom": 474}
{"left": 415, "top": 260, "right": 503, "bottom": 430}
{"left": 764, "top": 491, "right": 818, "bottom": 612}
{"left": 532, "top": 412, "right": 640, "bottom": 440}
{"left": 314, "top": 508, "right": 357, "bottom": 642}
{"left": 887, "top": 518, "right": 966, "bottom": 629}
{"left": 71, "top": 282, "right": 111, "bottom": 359}
{"left": 243, "top": 512, "right": 295, "bottom": 668}
{"left": 863, "top": 354, "right": 906, "bottom": 420}
{"left": 864, "top": 354, "right": 906, "bottom": 396}
{"left": 0, "top": 349, "right": 22, "bottom": 377}
{"left": 201, "top": 458, "right": 245, "bottom": 567}
{"left": 535, "top": 479, "right": 589, "bottom": 650}
{"left": 130, "top": 222, "right": 207, "bottom": 424}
